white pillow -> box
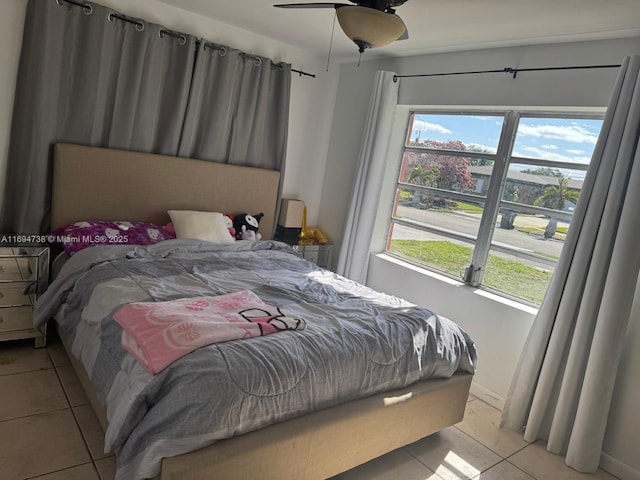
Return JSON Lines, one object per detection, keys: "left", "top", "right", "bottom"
{"left": 167, "top": 210, "right": 235, "bottom": 244}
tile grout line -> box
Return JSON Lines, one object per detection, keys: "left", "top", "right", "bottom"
{"left": 503, "top": 441, "right": 533, "bottom": 460}
{"left": 50, "top": 339, "right": 108, "bottom": 477}
{"left": 53, "top": 361, "right": 99, "bottom": 460}
{"left": 0, "top": 350, "right": 96, "bottom": 479}
{"left": 24, "top": 462, "right": 99, "bottom": 480}
{"left": 402, "top": 448, "right": 447, "bottom": 480}
{"left": 503, "top": 458, "right": 539, "bottom": 479}
{"left": 404, "top": 395, "right": 482, "bottom": 478}
{"left": 0, "top": 363, "right": 55, "bottom": 377}
{"left": 0, "top": 405, "right": 71, "bottom": 425}
{"left": 449, "top": 425, "right": 511, "bottom": 473}
{"left": 452, "top": 424, "right": 511, "bottom": 459}
{"left": 457, "top": 396, "right": 537, "bottom": 464}
{"left": 56, "top": 361, "right": 110, "bottom": 477}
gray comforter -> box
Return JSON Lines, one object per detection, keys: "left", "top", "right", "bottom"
{"left": 35, "top": 239, "right": 477, "bottom": 480}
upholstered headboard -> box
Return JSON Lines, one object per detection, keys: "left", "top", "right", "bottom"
{"left": 50, "top": 144, "right": 280, "bottom": 239}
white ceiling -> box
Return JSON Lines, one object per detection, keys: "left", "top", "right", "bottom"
{"left": 156, "top": 0, "right": 640, "bottom": 63}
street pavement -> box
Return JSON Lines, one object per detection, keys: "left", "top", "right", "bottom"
{"left": 392, "top": 205, "right": 568, "bottom": 271}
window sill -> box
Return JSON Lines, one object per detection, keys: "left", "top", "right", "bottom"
{"left": 374, "top": 253, "right": 539, "bottom": 316}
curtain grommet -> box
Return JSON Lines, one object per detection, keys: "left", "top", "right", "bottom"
{"left": 83, "top": 4, "right": 93, "bottom": 15}
{"left": 135, "top": 21, "right": 145, "bottom": 32}
{"left": 56, "top": 0, "right": 64, "bottom": 6}
{"left": 178, "top": 35, "right": 187, "bottom": 45}
{"left": 107, "top": 12, "right": 115, "bottom": 22}
{"left": 219, "top": 47, "right": 227, "bottom": 57}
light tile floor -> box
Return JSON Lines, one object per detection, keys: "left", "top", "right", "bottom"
{"left": 0, "top": 335, "right": 621, "bottom": 480}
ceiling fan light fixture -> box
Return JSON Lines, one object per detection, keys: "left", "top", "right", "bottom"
{"left": 336, "top": 6, "right": 407, "bottom": 51}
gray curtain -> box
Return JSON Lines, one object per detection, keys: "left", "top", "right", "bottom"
{"left": 337, "top": 71, "right": 398, "bottom": 284}
{"left": 1, "top": 0, "right": 195, "bottom": 234}
{"left": 2, "top": 0, "right": 291, "bottom": 235}
{"left": 178, "top": 42, "right": 291, "bottom": 172}
{"left": 501, "top": 55, "right": 640, "bottom": 472}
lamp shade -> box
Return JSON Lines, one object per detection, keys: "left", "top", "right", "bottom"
{"left": 278, "top": 199, "right": 305, "bottom": 228}
{"left": 336, "top": 6, "right": 407, "bottom": 49}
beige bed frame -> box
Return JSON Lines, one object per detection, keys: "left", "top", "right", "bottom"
{"left": 51, "top": 143, "right": 473, "bottom": 480}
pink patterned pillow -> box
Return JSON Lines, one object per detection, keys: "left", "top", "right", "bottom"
{"left": 49, "top": 221, "right": 175, "bottom": 255}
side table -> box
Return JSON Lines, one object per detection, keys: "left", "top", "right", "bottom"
{"left": 276, "top": 238, "right": 334, "bottom": 269}
{"left": 0, "top": 246, "right": 49, "bottom": 347}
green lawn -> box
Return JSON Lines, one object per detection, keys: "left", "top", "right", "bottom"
{"left": 454, "top": 201, "right": 484, "bottom": 213}
{"left": 391, "top": 239, "right": 472, "bottom": 273}
{"left": 389, "top": 240, "right": 552, "bottom": 304}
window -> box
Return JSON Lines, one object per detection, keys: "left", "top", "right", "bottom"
{"left": 386, "top": 111, "right": 604, "bottom": 304}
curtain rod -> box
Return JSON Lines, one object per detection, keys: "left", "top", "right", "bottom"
{"left": 393, "top": 63, "right": 621, "bottom": 82}
{"left": 57, "top": 0, "right": 316, "bottom": 78}
{"left": 200, "top": 42, "right": 315, "bottom": 78}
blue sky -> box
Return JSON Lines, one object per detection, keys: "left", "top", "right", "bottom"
{"left": 410, "top": 114, "right": 603, "bottom": 178}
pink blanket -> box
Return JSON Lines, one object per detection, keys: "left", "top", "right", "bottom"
{"left": 113, "top": 290, "right": 305, "bottom": 374}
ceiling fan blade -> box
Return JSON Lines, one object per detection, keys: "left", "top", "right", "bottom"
{"left": 274, "top": 3, "right": 350, "bottom": 8}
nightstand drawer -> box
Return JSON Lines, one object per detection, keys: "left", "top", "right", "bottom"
{"left": 0, "top": 306, "right": 33, "bottom": 332}
{"left": 300, "top": 245, "right": 319, "bottom": 263}
{"left": 289, "top": 243, "right": 333, "bottom": 268}
{"left": 0, "top": 288, "right": 34, "bottom": 307}
{"left": 0, "top": 257, "right": 22, "bottom": 281}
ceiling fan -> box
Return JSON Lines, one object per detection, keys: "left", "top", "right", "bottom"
{"left": 274, "top": 1, "right": 410, "bottom": 54}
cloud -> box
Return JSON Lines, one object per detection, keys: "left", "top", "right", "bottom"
{"left": 412, "top": 120, "right": 452, "bottom": 134}
{"left": 518, "top": 123, "right": 599, "bottom": 144}
{"left": 567, "top": 149, "right": 586, "bottom": 155}
{"left": 513, "top": 146, "right": 591, "bottom": 164}
{"left": 541, "top": 144, "right": 559, "bottom": 150}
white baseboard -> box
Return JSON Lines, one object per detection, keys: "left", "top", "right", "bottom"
{"left": 600, "top": 453, "right": 640, "bottom": 480}
{"left": 470, "top": 381, "right": 505, "bottom": 410}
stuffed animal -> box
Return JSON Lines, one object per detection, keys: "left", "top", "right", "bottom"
{"left": 238, "top": 225, "right": 260, "bottom": 241}
{"left": 223, "top": 214, "right": 236, "bottom": 239}
{"left": 233, "top": 213, "right": 264, "bottom": 241}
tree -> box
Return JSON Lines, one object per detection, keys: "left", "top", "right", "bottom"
{"left": 522, "top": 167, "right": 564, "bottom": 178}
{"left": 408, "top": 165, "right": 439, "bottom": 186}
{"left": 408, "top": 140, "right": 476, "bottom": 192}
{"left": 466, "top": 144, "right": 495, "bottom": 166}
{"left": 534, "top": 177, "right": 579, "bottom": 210}
{"left": 502, "top": 184, "right": 519, "bottom": 202}
{"left": 407, "top": 165, "right": 439, "bottom": 204}
{"left": 534, "top": 177, "right": 580, "bottom": 238}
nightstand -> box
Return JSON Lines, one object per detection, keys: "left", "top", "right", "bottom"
{"left": 288, "top": 241, "right": 334, "bottom": 269}
{"left": 0, "top": 246, "right": 49, "bottom": 347}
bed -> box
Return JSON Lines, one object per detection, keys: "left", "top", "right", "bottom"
{"left": 36, "top": 143, "right": 477, "bottom": 480}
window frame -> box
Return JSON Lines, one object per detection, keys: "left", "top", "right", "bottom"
{"left": 385, "top": 107, "right": 605, "bottom": 304}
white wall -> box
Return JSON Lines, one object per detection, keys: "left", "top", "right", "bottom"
{"left": 320, "top": 37, "right": 640, "bottom": 479}
{"left": 0, "top": 0, "right": 340, "bottom": 227}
